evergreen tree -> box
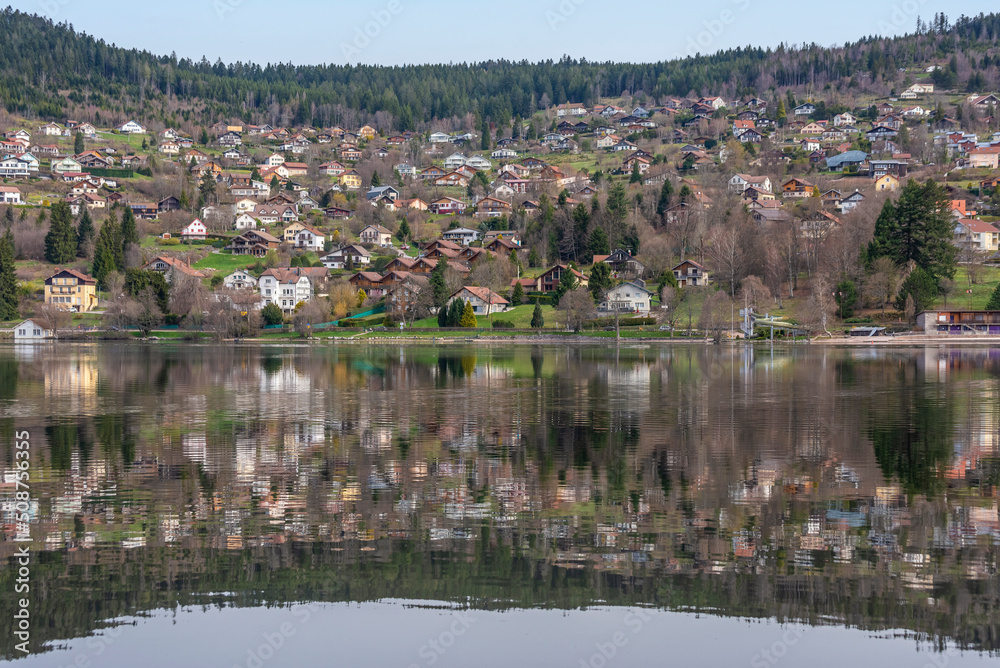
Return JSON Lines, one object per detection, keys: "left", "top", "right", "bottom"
{"left": 511, "top": 281, "right": 525, "bottom": 306}
{"left": 437, "top": 302, "right": 449, "bottom": 327}
{"left": 552, "top": 266, "right": 577, "bottom": 306}
{"left": 371, "top": 170, "right": 381, "bottom": 188}
{"left": 656, "top": 179, "right": 674, "bottom": 217}
{"left": 446, "top": 298, "right": 464, "bottom": 327}
{"left": 76, "top": 208, "right": 95, "bottom": 257}
{"left": 44, "top": 200, "right": 77, "bottom": 264}
{"left": 3, "top": 207, "right": 13, "bottom": 225}
{"left": 251, "top": 167, "right": 261, "bottom": 181}
{"left": 0, "top": 226, "right": 18, "bottom": 320}
{"left": 589, "top": 262, "right": 613, "bottom": 300}
{"left": 530, "top": 300, "right": 544, "bottom": 329}
{"left": 776, "top": 99, "right": 787, "bottom": 126}
{"left": 430, "top": 256, "right": 449, "bottom": 306}
{"left": 629, "top": 162, "right": 642, "bottom": 184}
{"left": 987, "top": 283, "right": 1000, "bottom": 311}
{"left": 179, "top": 189, "right": 190, "bottom": 211}
{"left": 119, "top": 205, "right": 138, "bottom": 253}
{"left": 588, "top": 226, "right": 610, "bottom": 257}
{"left": 92, "top": 213, "right": 121, "bottom": 289}
{"left": 460, "top": 300, "right": 477, "bottom": 328}
{"left": 896, "top": 266, "right": 939, "bottom": 312}
{"left": 200, "top": 127, "right": 209, "bottom": 145}
{"left": 396, "top": 217, "right": 410, "bottom": 242}
{"left": 73, "top": 132, "right": 85, "bottom": 154}
{"left": 199, "top": 172, "right": 217, "bottom": 206}
{"left": 866, "top": 179, "right": 957, "bottom": 280}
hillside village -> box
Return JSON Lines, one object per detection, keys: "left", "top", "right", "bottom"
{"left": 2, "top": 75, "right": 1000, "bottom": 338}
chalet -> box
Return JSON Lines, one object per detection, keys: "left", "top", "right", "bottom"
{"left": 672, "top": 260, "right": 709, "bottom": 287}
{"left": 223, "top": 270, "right": 257, "bottom": 290}
{"left": 366, "top": 185, "right": 400, "bottom": 202}
{"left": 395, "top": 163, "right": 417, "bottom": 178}
{"left": 319, "top": 161, "right": 346, "bottom": 176}
{"left": 954, "top": 219, "right": 1000, "bottom": 253}
{"left": 534, "top": 265, "right": 589, "bottom": 293}
{"left": 870, "top": 159, "right": 908, "bottom": 179}
{"left": 442, "top": 227, "right": 481, "bottom": 246}
{"left": 44, "top": 269, "right": 98, "bottom": 312}
{"left": 739, "top": 128, "right": 765, "bottom": 144}
{"left": 728, "top": 174, "right": 772, "bottom": 193}
{"left": 117, "top": 120, "right": 145, "bottom": 134}
{"left": 429, "top": 197, "right": 466, "bottom": 215}
{"left": 782, "top": 178, "right": 815, "bottom": 198}
{"left": 282, "top": 222, "right": 325, "bottom": 251}
{"left": 228, "top": 229, "right": 281, "bottom": 256}
{"left": 866, "top": 125, "right": 898, "bottom": 141}
{"left": 340, "top": 170, "right": 362, "bottom": 189}
{"left": 180, "top": 219, "right": 208, "bottom": 241}
{"left": 321, "top": 244, "right": 371, "bottom": 270}
{"left": 840, "top": 190, "right": 866, "bottom": 213}
{"left": 218, "top": 131, "right": 243, "bottom": 147}
{"left": 142, "top": 256, "right": 206, "bottom": 283}
{"left": 129, "top": 203, "right": 158, "bottom": 220}
{"left": 475, "top": 197, "right": 513, "bottom": 218}
{"left": 234, "top": 213, "right": 258, "bottom": 230}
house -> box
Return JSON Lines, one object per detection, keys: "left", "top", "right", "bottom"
{"left": 366, "top": 185, "right": 400, "bottom": 202}
{"left": 442, "top": 227, "right": 480, "bottom": 246}
{"left": 475, "top": 197, "right": 513, "bottom": 218}
{"left": 0, "top": 156, "right": 30, "bottom": 178}
{"left": 234, "top": 213, "right": 258, "bottom": 230}
{"left": 228, "top": 229, "right": 281, "bottom": 256}
{"left": 321, "top": 244, "right": 371, "bottom": 270}
{"left": 447, "top": 286, "right": 510, "bottom": 316}
{"left": 554, "top": 103, "right": 587, "bottom": 117}
{"left": 434, "top": 172, "right": 470, "bottom": 187}
{"left": 917, "top": 309, "right": 1000, "bottom": 334}
{"left": 396, "top": 198, "right": 429, "bottom": 211}
{"left": 117, "top": 120, "right": 146, "bottom": 134}
{"left": 429, "top": 197, "right": 466, "bottom": 215}
{"left": 223, "top": 271, "right": 258, "bottom": 290}
{"left": 484, "top": 230, "right": 522, "bottom": 248}
{"left": 184, "top": 149, "right": 210, "bottom": 165}
{"left": 593, "top": 249, "right": 646, "bottom": 277}
{"left": 129, "top": 203, "right": 158, "bottom": 220}
{"left": 800, "top": 211, "right": 841, "bottom": 240}
{"left": 840, "top": 190, "right": 866, "bottom": 213}
{"left": 954, "top": 219, "right": 1000, "bottom": 253}
{"left": 821, "top": 189, "right": 843, "bottom": 209}
{"left": 180, "top": 219, "right": 208, "bottom": 241}
{"left": 870, "top": 159, "right": 908, "bottom": 179}
{"left": 535, "top": 265, "right": 589, "bottom": 293}
{"left": 38, "top": 122, "right": 63, "bottom": 137}
{"left": 142, "top": 256, "right": 206, "bottom": 283}
{"left": 259, "top": 268, "right": 314, "bottom": 313}
{"left": 967, "top": 147, "right": 1000, "bottom": 170}
{"left": 158, "top": 141, "right": 180, "bottom": 155}
{"left": 13, "top": 319, "right": 53, "bottom": 341}
{"left": 671, "top": 260, "right": 709, "bottom": 287}
{"left": 44, "top": 269, "right": 98, "bottom": 312}
{"left": 282, "top": 222, "right": 325, "bottom": 250}
{"left": 158, "top": 196, "right": 181, "bottom": 213}
{"left": 728, "top": 174, "right": 772, "bottom": 193}
{"left": 866, "top": 125, "right": 898, "bottom": 141}
{"left": 395, "top": 163, "right": 417, "bottom": 178}
{"left": 793, "top": 103, "right": 816, "bottom": 116}
{"left": 340, "top": 170, "right": 362, "bottom": 189}
{"left": 319, "top": 161, "right": 346, "bottom": 176}
{"left": 782, "top": 178, "right": 815, "bottom": 198}
{"left": 0, "top": 185, "right": 21, "bottom": 204}
{"left": 832, "top": 113, "right": 857, "bottom": 127}
{"left": 875, "top": 174, "right": 900, "bottom": 192}
{"left": 599, "top": 281, "right": 653, "bottom": 315}
{"left": 738, "top": 128, "right": 765, "bottom": 144}
{"left": 218, "top": 131, "right": 243, "bottom": 147}
{"left": 825, "top": 150, "right": 869, "bottom": 171}
{"left": 359, "top": 224, "right": 394, "bottom": 247}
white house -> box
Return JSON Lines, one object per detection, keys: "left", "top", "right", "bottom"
{"left": 181, "top": 219, "right": 208, "bottom": 241}
{"left": 264, "top": 153, "right": 285, "bottom": 167}
{"left": 491, "top": 148, "right": 518, "bottom": 160}
{"left": 38, "top": 123, "right": 63, "bottom": 137}
{"left": 223, "top": 270, "right": 258, "bottom": 290}
{"left": 14, "top": 319, "right": 53, "bottom": 341}
{"left": 444, "top": 153, "right": 468, "bottom": 170}
{"left": 395, "top": 163, "right": 417, "bottom": 178}
{"left": 429, "top": 132, "right": 453, "bottom": 143}
{"left": 118, "top": 120, "right": 146, "bottom": 134}
{"left": 832, "top": 113, "right": 857, "bottom": 127}
{"left": 0, "top": 185, "right": 22, "bottom": 204}
{"left": 954, "top": 219, "right": 1000, "bottom": 253}
{"left": 234, "top": 213, "right": 258, "bottom": 230}
{"left": 259, "top": 268, "right": 313, "bottom": 313}
{"left": 284, "top": 223, "right": 325, "bottom": 251}
{"left": 599, "top": 281, "right": 653, "bottom": 315}
{"left": 466, "top": 155, "right": 492, "bottom": 170}
{"left": 442, "top": 227, "right": 480, "bottom": 246}
{"left": 51, "top": 156, "right": 83, "bottom": 175}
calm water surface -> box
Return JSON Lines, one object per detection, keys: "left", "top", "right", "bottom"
{"left": 2, "top": 342, "right": 1000, "bottom": 667}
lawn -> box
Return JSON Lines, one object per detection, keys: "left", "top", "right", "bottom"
{"left": 193, "top": 251, "right": 254, "bottom": 274}
{"left": 410, "top": 303, "right": 561, "bottom": 328}
{"left": 932, "top": 266, "right": 1000, "bottom": 310}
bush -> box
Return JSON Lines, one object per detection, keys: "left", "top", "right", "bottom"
{"left": 491, "top": 319, "right": 515, "bottom": 329}
{"left": 163, "top": 238, "right": 181, "bottom": 246}
{"left": 587, "top": 316, "right": 657, "bottom": 328}
{"left": 261, "top": 302, "right": 284, "bottom": 327}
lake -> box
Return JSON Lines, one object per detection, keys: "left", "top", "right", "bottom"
{"left": 2, "top": 342, "right": 1000, "bottom": 667}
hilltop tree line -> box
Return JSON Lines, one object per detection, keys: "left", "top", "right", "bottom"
{"left": 2, "top": 9, "right": 1000, "bottom": 128}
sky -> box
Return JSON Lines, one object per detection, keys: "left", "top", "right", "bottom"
{"left": 15, "top": 0, "right": 1000, "bottom": 67}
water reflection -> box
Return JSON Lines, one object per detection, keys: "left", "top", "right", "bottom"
{"left": 2, "top": 343, "right": 1000, "bottom": 659}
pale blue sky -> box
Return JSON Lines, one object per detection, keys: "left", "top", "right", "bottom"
{"left": 17, "top": 0, "right": 999, "bottom": 66}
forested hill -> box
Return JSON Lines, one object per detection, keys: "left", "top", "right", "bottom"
{"left": 1, "top": 8, "right": 999, "bottom": 130}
